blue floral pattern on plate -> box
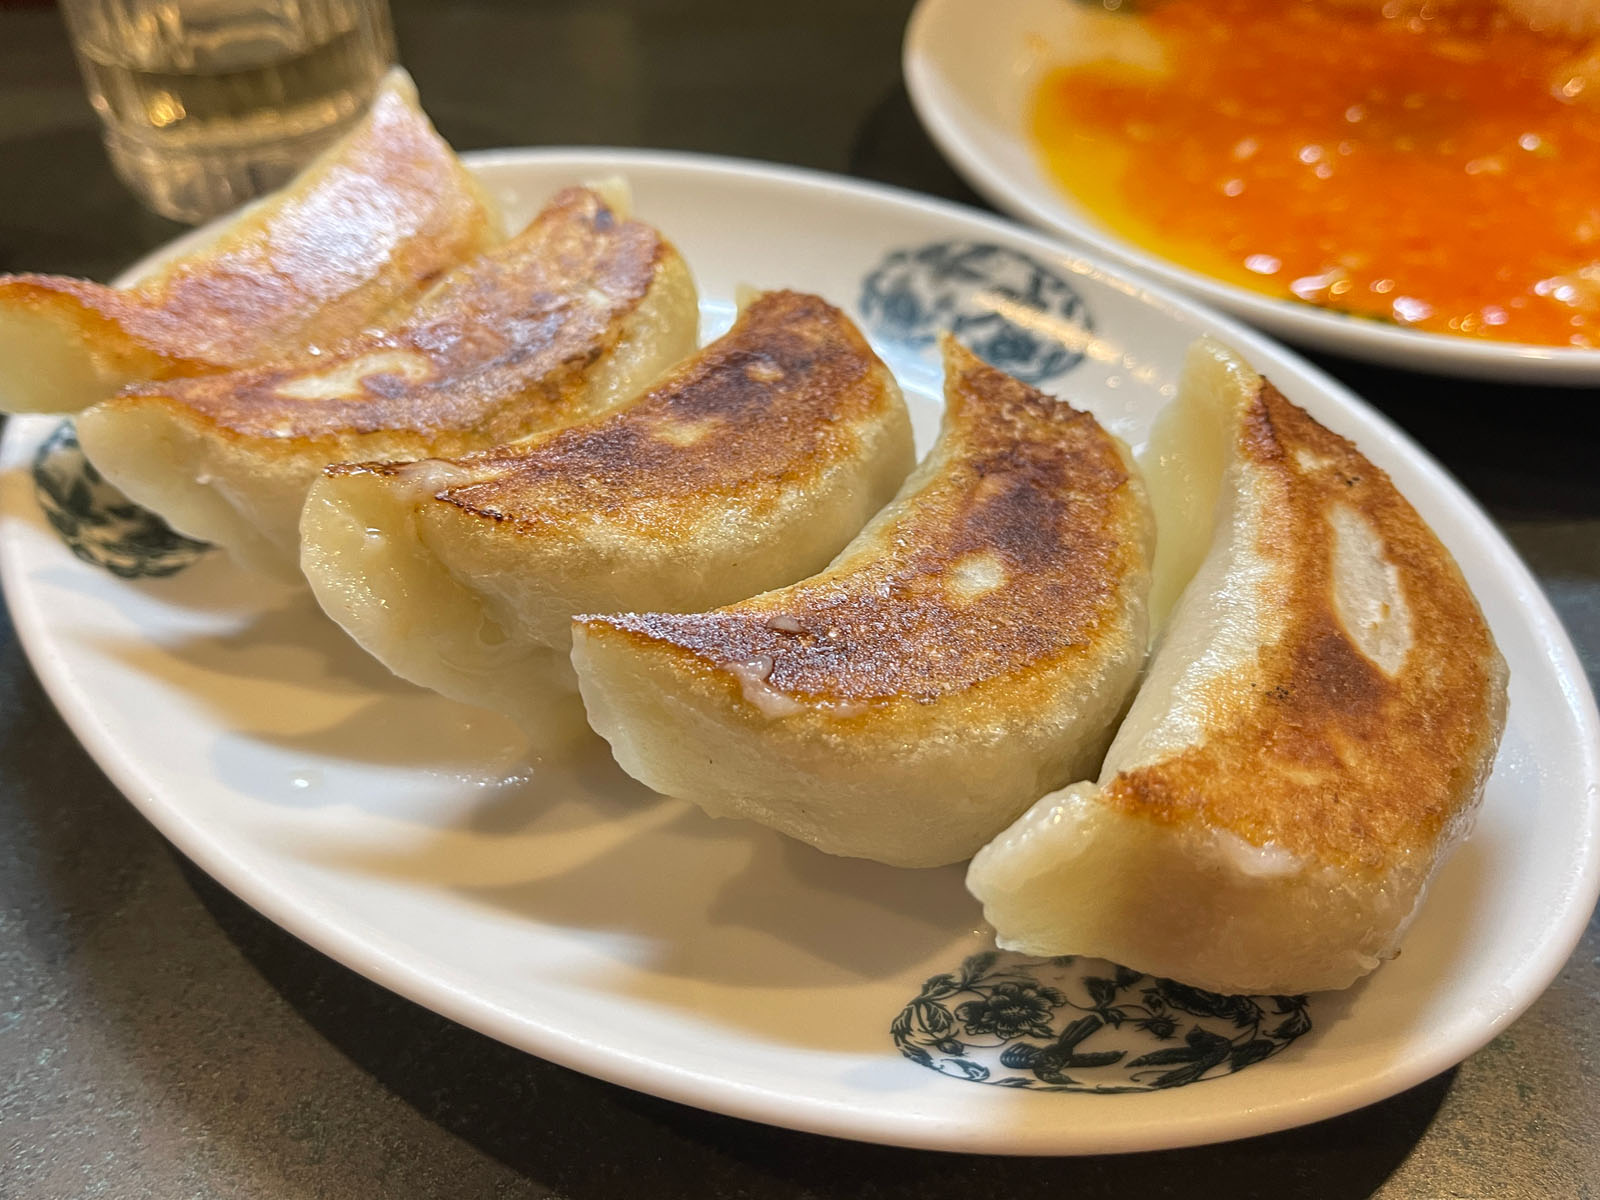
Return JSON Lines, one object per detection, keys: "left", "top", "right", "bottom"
{"left": 860, "top": 242, "right": 1093, "bottom": 387}
{"left": 32, "top": 420, "right": 208, "bottom": 579}
{"left": 892, "top": 951, "right": 1311, "bottom": 1093}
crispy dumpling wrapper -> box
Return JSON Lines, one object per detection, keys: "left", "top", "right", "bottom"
{"left": 967, "top": 338, "right": 1509, "bottom": 994}
{"left": 75, "top": 185, "right": 698, "bottom": 578}
{"left": 0, "top": 68, "right": 498, "bottom": 414}
{"left": 571, "top": 340, "right": 1154, "bottom": 867}
{"left": 300, "top": 291, "right": 915, "bottom": 749}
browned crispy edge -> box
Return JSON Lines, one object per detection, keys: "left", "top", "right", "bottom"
{"left": 1101, "top": 379, "right": 1506, "bottom": 875}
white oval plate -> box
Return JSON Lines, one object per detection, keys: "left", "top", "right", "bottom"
{"left": 903, "top": 0, "right": 1600, "bottom": 384}
{"left": 2, "top": 150, "right": 1596, "bottom": 1155}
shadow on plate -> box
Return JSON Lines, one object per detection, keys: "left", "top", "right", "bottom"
{"left": 292, "top": 751, "right": 984, "bottom": 1027}
{"left": 84, "top": 589, "right": 541, "bottom": 773}
{"left": 185, "top": 857, "right": 1455, "bottom": 1199}
{"left": 69, "top": 569, "right": 1499, "bottom": 1053}
{"left": 1295, "top": 835, "right": 1495, "bottom": 1055}
{"left": 0, "top": 615, "right": 1455, "bottom": 1195}
{"left": 42, "top": 556, "right": 990, "bottom": 1026}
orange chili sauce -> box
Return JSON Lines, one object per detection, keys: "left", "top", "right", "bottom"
{"left": 1032, "top": 0, "right": 1600, "bottom": 346}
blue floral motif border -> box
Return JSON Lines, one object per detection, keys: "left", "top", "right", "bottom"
{"left": 892, "top": 951, "right": 1311, "bottom": 1093}
{"left": 859, "top": 242, "right": 1093, "bottom": 388}
{"left": 32, "top": 420, "right": 209, "bottom": 579}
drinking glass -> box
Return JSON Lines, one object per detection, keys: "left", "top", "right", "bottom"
{"left": 59, "top": 0, "right": 396, "bottom": 223}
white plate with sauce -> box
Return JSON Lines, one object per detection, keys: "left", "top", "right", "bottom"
{"left": 1, "top": 149, "right": 1596, "bottom": 1155}
{"left": 904, "top": 0, "right": 1600, "bottom": 384}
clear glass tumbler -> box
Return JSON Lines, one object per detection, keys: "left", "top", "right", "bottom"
{"left": 59, "top": 0, "right": 396, "bottom": 223}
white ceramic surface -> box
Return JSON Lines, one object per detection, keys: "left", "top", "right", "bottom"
{"left": 2, "top": 150, "right": 1596, "bottom": 1155}
{"left": 903, "top": 0, "right": 1600, "bottom": 384}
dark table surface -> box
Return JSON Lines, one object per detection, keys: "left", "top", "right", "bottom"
{"left": 2, "top": 2, "right": 1597, "bottom": 1196}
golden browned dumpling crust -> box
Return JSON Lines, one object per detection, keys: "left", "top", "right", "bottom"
{"left": 589, "top": 340, "right": 1142, "bottom": 714}
{"left": 74, "top": 184, "right": 699, "bottom": 577}
{"left": 966, "top": 338, "right": 1508, "bottom": 993}
{"left": 1104, "top": 378, "right": 1503, "bottom": 878}
{"left": 115, "top": 187, "right": 674, "bottom": 448}
{"left": 0, "top": 69, "right": 497, "bottom": 413}
{"left": 301, "top": 289, "right": 913, "bottom": 743}
{"left": 335, "top": 290, "right": 901, "bottom": 540}
{"left": 571, "top": 339, "right": 1152, "bottom": 867}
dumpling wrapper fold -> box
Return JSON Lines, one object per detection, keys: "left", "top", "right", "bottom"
{"left": 300, "top": 290, "right": 914, "bottom": 749}
{"left": 75, "top": 185, "right": 698, "bottom": 578}
{"left": 967, "top": 338, "right": 1509, "bottom": 994}
{"left": 0, "top": 68, "right": 497, "bottom": 414}
{"left": 571, "top": 339, "right": 1154, "bottom": 868}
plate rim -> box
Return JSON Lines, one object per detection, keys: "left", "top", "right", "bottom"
{"left": 3, "top": 145, "right": 1598, "bottom": 1156}
{"left": 902, "top": 0, "right": 1600, "bottom": 385}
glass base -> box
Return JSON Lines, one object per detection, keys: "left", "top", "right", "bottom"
{"left": 102, "top": 116, "right": 361, "bottom": 224}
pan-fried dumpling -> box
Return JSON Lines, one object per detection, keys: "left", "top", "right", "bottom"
{"left": 75, "top": 186, "right": 698, "bottom": 578}
{"left": 571, "top": 339, "right": 1154, "bottom": 868}
{"left": 300, "top": 291, "right": 914, "bottom": 747}
{"left": 967, "top": 339, "right": 1509, "bottom": 994}
{"left": 0, "top": 68, "right": 497, "bottom": 414}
